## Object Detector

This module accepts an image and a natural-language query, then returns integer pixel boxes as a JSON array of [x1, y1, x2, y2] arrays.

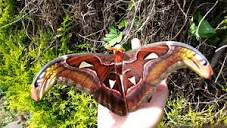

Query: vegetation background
[[0, 0, 226, 127]]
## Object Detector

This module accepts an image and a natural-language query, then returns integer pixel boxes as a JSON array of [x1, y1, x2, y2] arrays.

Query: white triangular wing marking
[[109, 79, 116, 89], [79, 61, 93, 68], [129, 76, 136, 85], [145, 53, 159, 60]]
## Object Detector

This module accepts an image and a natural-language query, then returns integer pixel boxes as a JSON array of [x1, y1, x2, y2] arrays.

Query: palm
[[98, 80, 168, 128]]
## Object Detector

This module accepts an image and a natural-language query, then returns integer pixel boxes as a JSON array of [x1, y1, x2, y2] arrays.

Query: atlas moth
[[31, 39, 213, 116]]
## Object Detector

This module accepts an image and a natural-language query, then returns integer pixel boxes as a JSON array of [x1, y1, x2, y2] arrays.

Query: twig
[[135, 0, 156, 33], [121, 0, 143, 44], [78, 34, 104, 43], [0, 9, 37, 30], [211, 43, 227, 67], [174, 0, 187, 19], [171, 0, 194, 40], [215, 54, 227, 83], [215, 45, 227, 52]]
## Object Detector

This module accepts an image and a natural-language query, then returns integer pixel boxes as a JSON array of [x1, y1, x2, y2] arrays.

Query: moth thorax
[[114, 51, 124, 63]]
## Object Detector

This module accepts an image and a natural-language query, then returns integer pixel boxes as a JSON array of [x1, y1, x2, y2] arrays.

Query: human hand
[[98, 80, 168, 128], [98, 38, 169, 128]]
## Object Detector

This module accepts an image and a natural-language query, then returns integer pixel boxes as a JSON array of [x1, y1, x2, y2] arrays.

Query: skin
[[98, 38, 169, 128]]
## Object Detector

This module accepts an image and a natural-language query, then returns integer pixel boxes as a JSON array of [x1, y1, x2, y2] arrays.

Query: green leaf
[[189, 22, 197, 36], [109, 26, 118, 35], [103, 26, 123, 49], [189, 12, 216, 39], [108, 32, 123, 45], [118, 19, 128, 29]]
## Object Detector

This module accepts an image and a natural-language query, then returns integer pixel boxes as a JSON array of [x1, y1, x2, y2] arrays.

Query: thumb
[[131, 38, 141, 49]]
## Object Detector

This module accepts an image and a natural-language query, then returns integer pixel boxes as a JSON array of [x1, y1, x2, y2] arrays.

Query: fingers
[[97, 105, 112, 128], [144, 79, 169, 108], [126, 80, 168, 127], [98, 39, 169, 128], [131, 38, 141, 50], [98, 104, 126, 128], [98, 80, 169, 128]]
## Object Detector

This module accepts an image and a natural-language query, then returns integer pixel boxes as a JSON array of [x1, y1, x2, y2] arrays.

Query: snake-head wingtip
[[31, 61, 59, 102], [179, 47, 213, 79], [31, 86, 40, 101], [204, 64, 213, 79]]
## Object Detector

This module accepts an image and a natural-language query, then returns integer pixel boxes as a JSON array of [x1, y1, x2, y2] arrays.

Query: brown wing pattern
[[124, 41, 213, 112], [32, 41, 213, 116], [124, 44, 170, 111], [31, 53, 129, 115]]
